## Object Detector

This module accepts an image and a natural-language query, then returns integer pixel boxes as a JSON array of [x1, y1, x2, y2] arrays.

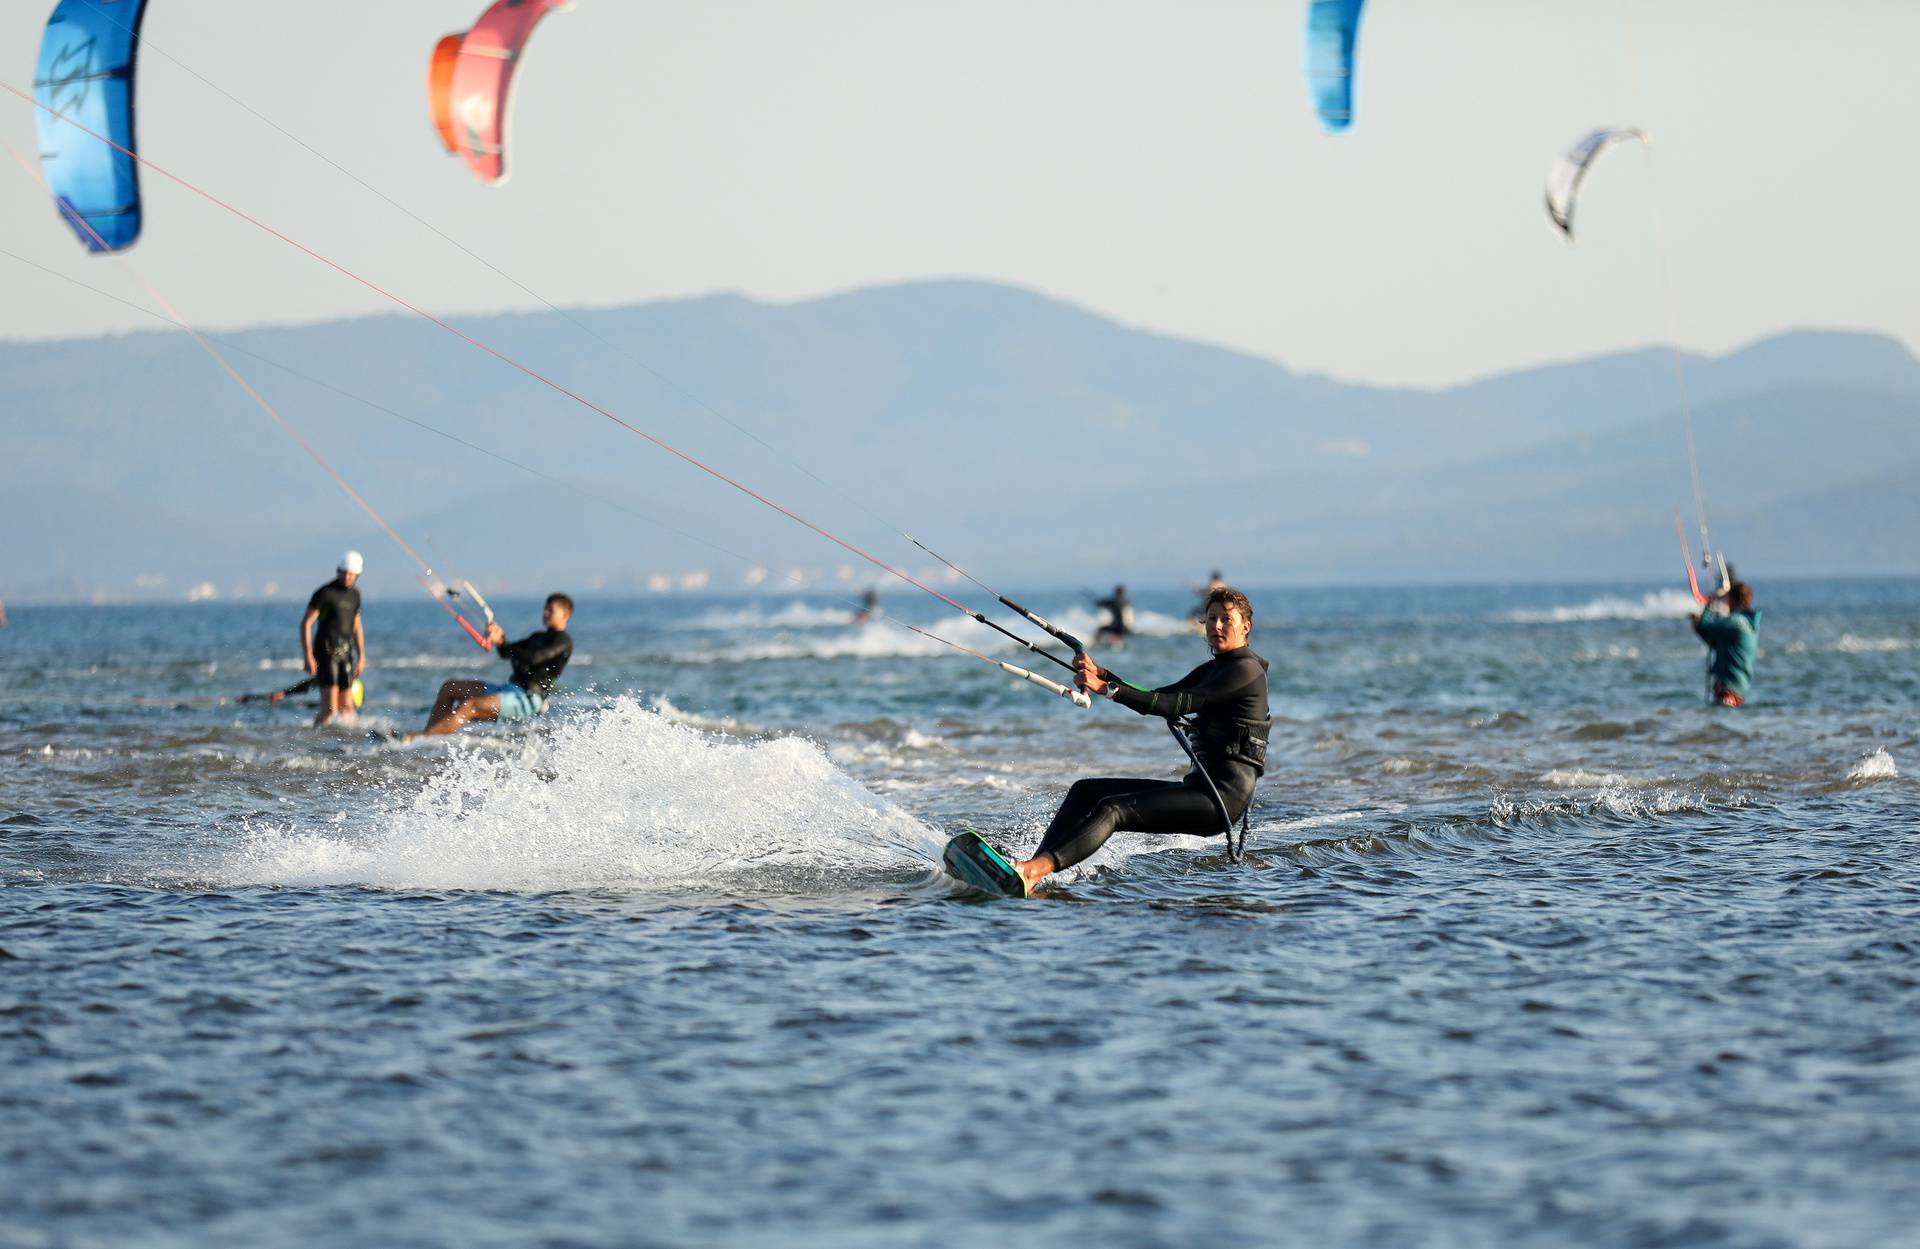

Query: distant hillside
[[2, 280, 1916, 602]]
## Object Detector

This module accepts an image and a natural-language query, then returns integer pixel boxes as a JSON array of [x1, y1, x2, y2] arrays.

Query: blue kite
[[35, 0, 150, 252], [1303, 0, 1365, 133]]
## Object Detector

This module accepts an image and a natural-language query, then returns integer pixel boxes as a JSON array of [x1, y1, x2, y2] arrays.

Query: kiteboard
[[941, 831, 1029, 899]]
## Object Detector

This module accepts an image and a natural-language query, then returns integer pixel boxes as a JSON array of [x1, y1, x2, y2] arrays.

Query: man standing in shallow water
[[301, 552, 365, 727], [1691, 580, 1760, 707]]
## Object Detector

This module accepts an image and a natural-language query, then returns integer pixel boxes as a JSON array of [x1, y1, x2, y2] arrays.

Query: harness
[[1167, 711, 1271, 864], [1193, 713, 1271, 774]]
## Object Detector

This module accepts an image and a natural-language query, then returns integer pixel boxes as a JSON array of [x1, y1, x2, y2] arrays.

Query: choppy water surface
[[3, 580, 1916, 1248]]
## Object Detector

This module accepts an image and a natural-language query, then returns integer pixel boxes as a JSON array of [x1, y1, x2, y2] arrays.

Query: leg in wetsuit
[[1033, 764, 1255, 873]]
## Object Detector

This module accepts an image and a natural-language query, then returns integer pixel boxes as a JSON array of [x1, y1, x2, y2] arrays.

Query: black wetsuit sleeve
[[1109, 656, 1263, 720]]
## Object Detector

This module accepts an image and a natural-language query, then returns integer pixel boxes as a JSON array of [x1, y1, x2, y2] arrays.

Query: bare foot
[[1014, 854, 1056, 890]]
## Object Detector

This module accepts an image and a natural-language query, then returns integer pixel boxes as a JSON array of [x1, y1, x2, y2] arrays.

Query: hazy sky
[[2, 0, 1916, 387]]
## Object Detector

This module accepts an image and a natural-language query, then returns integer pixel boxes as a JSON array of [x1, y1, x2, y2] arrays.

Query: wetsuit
[[1692, 607, 1760, 706], [1095, 591, 1134, 642], [1034, 646, 1271, 871], [498, 628, 572, 699], [305, 578, 361, 690]]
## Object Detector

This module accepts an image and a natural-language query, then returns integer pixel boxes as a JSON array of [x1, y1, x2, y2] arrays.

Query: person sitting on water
[[406, 593, 574, 740], [1691, 580, 1760, 707], [1014, 586, 1270, 890], [1093, 583, 1135, 649], [302, 551, 366, 727]]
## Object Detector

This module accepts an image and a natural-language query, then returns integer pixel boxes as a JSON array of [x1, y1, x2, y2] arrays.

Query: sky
[[1, 0, 1917, 388]]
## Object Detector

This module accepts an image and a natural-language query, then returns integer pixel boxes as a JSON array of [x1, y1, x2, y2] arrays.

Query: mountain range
[[3, 279, 1916, 603]]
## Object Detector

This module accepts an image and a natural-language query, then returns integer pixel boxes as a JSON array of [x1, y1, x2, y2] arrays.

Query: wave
[[683, 601, 859, 630], [1538, 767, 1639, 789], [1502, 588, 1698, 624], [688, 631, 980, 663], [1043, 603, 1197, 640], [1491, 782, 1720, 825], [1782, 635, 1920, 656], [1250, 809, 1375, 836], [827, 724, 952, 771], [250, 653, 592, 672], [1845, 748, 1898, 782], [678, 613, 1017, 663], [640, 693, 761, 737], [26, 744, 104, 761], [218, 697, 943, 893], [1835, 635, 1919, 654]]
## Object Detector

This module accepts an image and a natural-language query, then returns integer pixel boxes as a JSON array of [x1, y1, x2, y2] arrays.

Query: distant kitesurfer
[[1094, 584, 1135, 648], [854, 587, 879, 625], [406, 593, 573, 740], [1191, 570, 1226, 625], [1014, 586, 1271, 890], [302, 551, 366, 727], [1691, 580, 1760, 707], [0, 598, 8, 627]]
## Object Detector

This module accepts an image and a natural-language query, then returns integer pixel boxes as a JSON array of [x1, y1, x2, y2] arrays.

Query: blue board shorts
[[483, 682, 546, 723]]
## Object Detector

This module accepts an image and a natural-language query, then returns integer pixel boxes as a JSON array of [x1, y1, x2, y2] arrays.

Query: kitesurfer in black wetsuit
[[1093, 583, 1134, 648], [1015, 586, 1271, 890], [302, 551, 366, 727], [406, 593, 574, 740]]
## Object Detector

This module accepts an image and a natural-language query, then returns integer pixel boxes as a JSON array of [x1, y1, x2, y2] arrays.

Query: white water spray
[[223, 698, 943, 893]]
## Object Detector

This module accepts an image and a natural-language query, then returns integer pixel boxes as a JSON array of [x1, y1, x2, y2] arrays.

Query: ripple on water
[[3, 587, 1917, 1248]]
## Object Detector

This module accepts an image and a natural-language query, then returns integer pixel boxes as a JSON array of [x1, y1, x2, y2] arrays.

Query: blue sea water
[[2, 579, 1916, 1248]]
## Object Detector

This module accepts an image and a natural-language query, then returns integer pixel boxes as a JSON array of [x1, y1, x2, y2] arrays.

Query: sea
[[2, 578, 1915, 1249]]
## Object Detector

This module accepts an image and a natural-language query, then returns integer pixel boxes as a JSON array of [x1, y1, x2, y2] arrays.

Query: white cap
[[339, 550, 364, 575]]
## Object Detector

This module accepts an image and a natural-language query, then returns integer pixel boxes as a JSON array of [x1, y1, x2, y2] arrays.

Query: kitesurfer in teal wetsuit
[[1691, 581, 1759, 707], [1014, 586, 1271, 890], [405, 593, 573, 741]]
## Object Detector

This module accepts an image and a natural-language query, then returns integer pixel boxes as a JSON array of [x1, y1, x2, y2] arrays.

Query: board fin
[[942, 831, 1029, 899]]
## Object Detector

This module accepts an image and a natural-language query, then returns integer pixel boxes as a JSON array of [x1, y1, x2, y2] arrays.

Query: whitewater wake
[[1503, 588, 1698, 624], [219, 697, 943, 893]]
